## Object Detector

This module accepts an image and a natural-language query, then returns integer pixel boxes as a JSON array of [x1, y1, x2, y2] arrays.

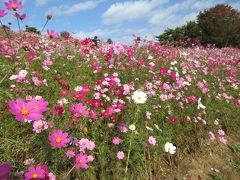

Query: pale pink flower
[[117, 151, 124, 160], [148, 136, 157, 146]]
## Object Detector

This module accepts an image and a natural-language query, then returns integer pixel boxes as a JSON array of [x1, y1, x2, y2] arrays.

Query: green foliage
[[156, 21, 200, 47], [157, 4, 240, 47], [197, 4, 240, 47], [24, 26, 40, 34]]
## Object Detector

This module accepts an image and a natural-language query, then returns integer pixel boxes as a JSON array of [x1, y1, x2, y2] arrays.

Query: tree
[[156, 21, 201, 46], [25, 26, 40, 34], [107, 38, 113, 44], [197, 4, 240, 47]]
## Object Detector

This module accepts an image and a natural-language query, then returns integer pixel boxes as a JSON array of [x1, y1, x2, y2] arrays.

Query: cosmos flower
[[14, 13, 26, 20], [148, 136, 157, 146], [28, 98, 49, 113], [117, 151, 125, 160], [0, 162, 12, 179], [132, 90, 147, 104], [48, 129, 70, 148], [197, 98, 206, 110], [164, 142, 176, 154], [112, 137, 121, 145], [33, 120, 48, 133], [75, 153, 89, 169], [70, 103, 89, 117], [0, 9, 7, 18], [8, 98, 45, 122], [66, 150, 75, 159], [24, 166, 45, 180], [129, 124, 136, 131], [5, 0, 23, 11], [47, 29, 59, 39]]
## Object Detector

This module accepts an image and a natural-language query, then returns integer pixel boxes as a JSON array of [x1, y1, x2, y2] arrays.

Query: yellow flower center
[[12, 5, 17, 11], [32, 173, 38, 178], [79, 110, 83, 114], [21, 108, 29, 115], [79, 159, 83, 164], [34, 105, 39, 108], [38, 125, 43, 129], [56, 137, 61, 143]]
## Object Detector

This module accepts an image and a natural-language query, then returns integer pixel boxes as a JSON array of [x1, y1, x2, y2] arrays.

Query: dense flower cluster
[[1, 0, 239, 178]]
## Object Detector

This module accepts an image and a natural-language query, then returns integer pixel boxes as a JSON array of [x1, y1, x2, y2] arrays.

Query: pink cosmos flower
[[24, 158, 35, 166], [112, 137, 121, 145], [117, 151, 125, 160], [27, 53, 35, 61], [52, 105, 64, 116], [0, 9, 7, 18], [75, 153, 89, 169], [66, 150, 75, 159], [86, 141, 95, 151], [209, 132, 216, 140], [70, 103, 89, 117], [5, 0, 23, 11], [28, 98, 49, 113], [48, 129, 70, 148], [162, 83, 170, 90], [24, 166, 45, 180], [33, 120, 48, 133], [148, 136, 157, 146], [89, 109, 98, 120], [146, 111, 152, 119], [79, 138, 89, 150], [47, 29, 59, 39], [187, 96, 198, 103], [119, 122, 127, 133], [87, 155, 94, 162], [218, 129, 225, 136], [8, 98, 44, 121], [78, 138, 95, 151], [219, 137, 227, 145], [14, 13, 26, 20]]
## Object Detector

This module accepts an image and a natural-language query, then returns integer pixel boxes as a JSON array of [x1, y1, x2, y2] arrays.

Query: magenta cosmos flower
[[28, 98, 49, 113], [0, 9, 7, 18], [48, 129, 70, 148], [8, 98, 45, 121], [14, 12, 27, 20], [4, 0, 23, 11], [70, 103, 89, 117], [47, 29, 59, 39], [75, 153, 89, 169], [24, 166, 45, 180]]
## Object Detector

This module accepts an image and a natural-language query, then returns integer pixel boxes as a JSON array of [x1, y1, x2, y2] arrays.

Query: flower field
[[0, 1, 240, 179]]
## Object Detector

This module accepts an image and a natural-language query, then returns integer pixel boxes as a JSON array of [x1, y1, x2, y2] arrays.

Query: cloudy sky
[[1, 0, 240, 43]]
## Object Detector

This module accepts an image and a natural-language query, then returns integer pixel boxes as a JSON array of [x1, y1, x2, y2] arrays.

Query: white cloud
[[49, 0, 104, 16], [102, 0, 169, 25], [73, 27, 160, 44], [230, 2, 240, 10], [149, 0, 225, 27], [36, 0, 53, 6]]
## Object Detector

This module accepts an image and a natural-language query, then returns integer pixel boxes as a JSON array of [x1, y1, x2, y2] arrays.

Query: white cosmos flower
[[197, 98, 206, 110], [132, 90, 147, 104], [129, 124, 136, 131], [164, 142, 176, 154]]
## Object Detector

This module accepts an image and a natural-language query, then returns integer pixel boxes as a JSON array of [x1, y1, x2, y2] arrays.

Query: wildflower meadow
[[0, 0, 240, 179]]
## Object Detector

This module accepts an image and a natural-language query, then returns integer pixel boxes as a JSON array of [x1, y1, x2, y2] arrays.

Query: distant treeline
[[156, 4, 240, 48]]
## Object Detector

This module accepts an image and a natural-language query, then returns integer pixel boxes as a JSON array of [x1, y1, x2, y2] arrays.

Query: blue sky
[[1, 0, 240, 43]]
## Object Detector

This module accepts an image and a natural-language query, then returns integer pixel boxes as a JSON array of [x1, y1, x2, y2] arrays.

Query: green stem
[[124, 130, 133, 179], [41, 19, 49, 33], [63, 165, 75, 178]]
